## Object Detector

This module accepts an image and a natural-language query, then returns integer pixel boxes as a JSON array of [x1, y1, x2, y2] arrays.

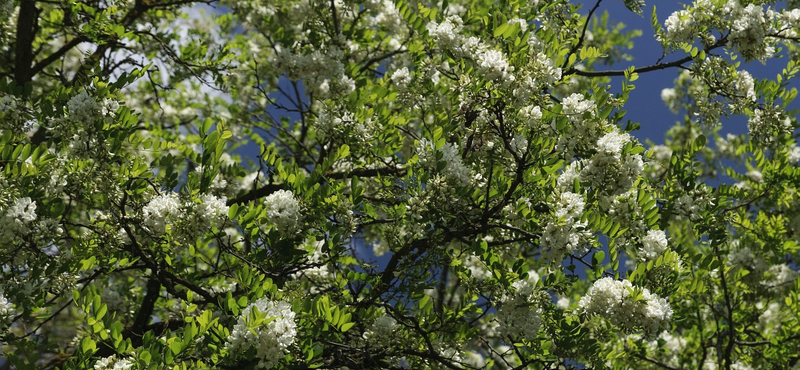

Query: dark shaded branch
[[226, 183, 285, 206], [561, 0, 604, 71], [131, 278, 161, 336], [14, 0, 38, 85], [566, 38, 728, 77], [29, 36, 87, 78], [324, 166, 405, 179]]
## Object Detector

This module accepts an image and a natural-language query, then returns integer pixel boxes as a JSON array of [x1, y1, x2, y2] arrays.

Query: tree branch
[[566, 38, 728, 77], [14, 0, 38, 85]]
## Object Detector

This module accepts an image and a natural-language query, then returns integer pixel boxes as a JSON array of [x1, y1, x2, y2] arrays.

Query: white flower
[[507, 18, 528, 32], [0, 291, 13, 319], [640, 229, 668, 260], [597, 131, 631, 157], [416, 138, 471, 185], [664, 9, 694, 43], [197, 194, 229, 228], [578, 277, 672, 334], [562, 93, 595, 117], [264, 189, 302, 233], [363, 314, 397, 348], [226, 298, 297, 369], [102, 98, 120, 117], [556, 296, 570, 310], [554, 192, 585, 220], [498, 270, 542, 339], [142, 193, 182, 235], [67, 91, 101, 123], [556, 162, 582, 191], [7, 197, 37, 223], [94, 355, 134, 370], [426, 16, 463, 49], [748, 107, 792, 147], [519, 105, 543, 126], [735, 70, 756, 102], [476, 48, 514, 84], [789, 144, 800, 163], [390, 67, 412, 87], [0, 197, 39, 242]]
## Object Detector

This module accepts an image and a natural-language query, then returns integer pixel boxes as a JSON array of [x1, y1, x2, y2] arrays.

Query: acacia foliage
[[0, 0, 800, 369]]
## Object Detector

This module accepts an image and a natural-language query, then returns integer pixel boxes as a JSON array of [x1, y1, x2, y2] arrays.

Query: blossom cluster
[[94, 355, 134, 370], [555, 93, 607, 156], [416, 138, 472, 186], [362, 313, 398, 349], [0, 291, 13, 323], [426, 15, 515, 85], [226, 297, 297, 369], [540, 191, 592, 263], [142, 192, 229, 240], [580, 131, 644, 196], [663, 1, 780, 62], [497, 270, 542, 340], [748, 106, 793, 148], [263, 189, 302, 234], [578, 277, 673, 334], [0, 197, 37, 243], [639, 229, 669, 260]]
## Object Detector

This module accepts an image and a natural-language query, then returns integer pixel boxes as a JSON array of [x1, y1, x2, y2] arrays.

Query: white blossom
[[562, 93, 595, 117], [416, 138, 471, 185], [390, 67, 412, 87], [640, 229, 668, 260], [264, 189, 302, 233], [226, 298, 297, 369], [748, 107, 792, 147], [554, 192, 585, 220], [735, 70, 756, 102], [363, 314, 397, 348], [142, 193, 182, 236], [578, 277, 672, 334], [197, 194, 229, 228], [67, 91, 101, 123], [0, 291, 13, 321], [788, 144, 800, 163], [0, 197, 38, 242], [664, 10, 694, 43], [497, 271, 542, 339], [94, 355, 134, 370]]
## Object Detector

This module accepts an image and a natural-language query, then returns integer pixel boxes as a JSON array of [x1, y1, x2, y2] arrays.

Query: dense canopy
[[1, 0, 800, 369]]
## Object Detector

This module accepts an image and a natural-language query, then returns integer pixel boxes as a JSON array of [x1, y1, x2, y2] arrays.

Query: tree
[[0, 0, 799, 368]]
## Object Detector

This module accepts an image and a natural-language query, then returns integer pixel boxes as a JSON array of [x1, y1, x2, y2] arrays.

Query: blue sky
[[585, 0, 799, 145]]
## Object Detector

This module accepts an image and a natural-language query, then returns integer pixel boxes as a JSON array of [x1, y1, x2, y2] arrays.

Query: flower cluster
[[67, 91, 102, 123], [555, 93, 608, 156], [640, 229, 669, 260], [580, 131, 644, 196], [142, 192, 229, 240], [263, 189, 302, 234], [497, 270, 542, 340], [540, 191, 592, 263], [94, 355, 134, 370], [0, 291, 13, 323], [416, 138, 471, 186], [0, 197, 41, 244], [226, 297, 297, 369], [748, 106, 793, 148], [426, 15, 515, 85], [142, 193, 182, 236], [578, 277, 673, 334], [362, 313, 398, 349], [726, 2, 775, 62]]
